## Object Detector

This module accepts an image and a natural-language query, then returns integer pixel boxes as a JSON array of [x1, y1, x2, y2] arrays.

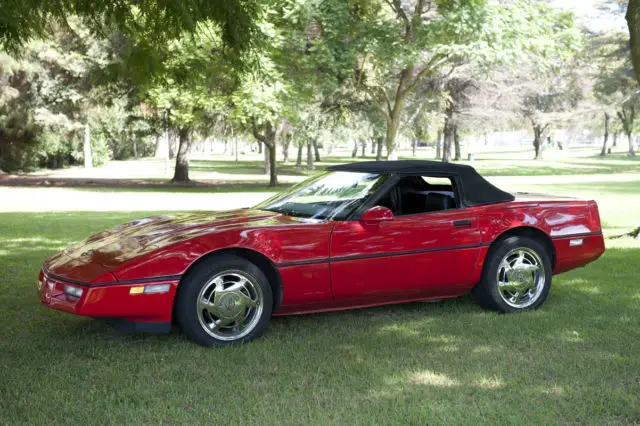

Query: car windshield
[[255, 171, 387, 220]]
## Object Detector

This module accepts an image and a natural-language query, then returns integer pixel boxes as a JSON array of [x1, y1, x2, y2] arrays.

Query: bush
[[0, 108, 42, 172]]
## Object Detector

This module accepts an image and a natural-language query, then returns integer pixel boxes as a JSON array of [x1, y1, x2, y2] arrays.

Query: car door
[[329, 180, 483, 303]]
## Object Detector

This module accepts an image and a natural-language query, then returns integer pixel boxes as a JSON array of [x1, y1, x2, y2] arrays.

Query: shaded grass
[[1, 206, 640, 424]]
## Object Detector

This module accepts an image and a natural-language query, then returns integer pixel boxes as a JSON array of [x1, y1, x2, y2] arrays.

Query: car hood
[[44, 209, 283, 283]]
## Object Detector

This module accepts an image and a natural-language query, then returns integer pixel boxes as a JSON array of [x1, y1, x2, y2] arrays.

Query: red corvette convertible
[[38, 161, 605, 346]]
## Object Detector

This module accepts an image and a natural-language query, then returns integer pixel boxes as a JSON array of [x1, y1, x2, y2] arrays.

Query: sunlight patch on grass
[[409, 370, 460, 388], [471, 345, 494, 354], [579, 286, 603, 295], [560, 329, 584, 343], [378, 323, 421, 336], [474, 376, 504, 390], [539, 385, 565, 396], [440, 344, 459, 353]]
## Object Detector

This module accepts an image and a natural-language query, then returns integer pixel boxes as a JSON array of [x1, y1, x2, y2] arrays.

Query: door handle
[[453, 219, 472, 228]]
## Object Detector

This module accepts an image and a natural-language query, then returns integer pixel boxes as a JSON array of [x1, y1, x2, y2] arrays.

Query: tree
[[345, 0, 579, 160], [0, 19, 131, 171], [0, 0, 259, 58], [627, 0, 640, 84], [601, 112, 611, 156], [594, 30, 639, 156], [144, 21, 237, 182]]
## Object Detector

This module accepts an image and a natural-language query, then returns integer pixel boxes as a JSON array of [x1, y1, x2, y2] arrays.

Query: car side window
[[376, 175, 460, 216]]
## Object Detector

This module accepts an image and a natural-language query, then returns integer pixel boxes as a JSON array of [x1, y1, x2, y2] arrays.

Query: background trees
[[0, 0, 639, 181]]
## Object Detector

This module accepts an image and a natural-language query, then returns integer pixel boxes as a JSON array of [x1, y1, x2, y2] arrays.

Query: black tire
[[473, 236, 552, 313], [174, 254, 273, 346]]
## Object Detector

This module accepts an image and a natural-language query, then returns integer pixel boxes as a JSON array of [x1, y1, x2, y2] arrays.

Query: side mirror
[[360, 206, 394, 223]]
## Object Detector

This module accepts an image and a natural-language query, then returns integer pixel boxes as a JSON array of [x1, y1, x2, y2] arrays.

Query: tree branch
[[541, 123, 550, 134], [364, 85, 392, 118], [401, 54, 452, 97], [251, 116, 267, 144], [370, 96, 391, 122], [382, 87, 393, 114], [388, 0, 412, 42]]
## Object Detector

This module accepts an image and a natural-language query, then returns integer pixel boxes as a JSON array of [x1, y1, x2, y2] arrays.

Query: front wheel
[[473, 236, 552, 312], [174, 255, 273, 346]]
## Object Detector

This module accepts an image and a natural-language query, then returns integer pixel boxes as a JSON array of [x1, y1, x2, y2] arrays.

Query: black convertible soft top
[[328, 160, 515, 206]]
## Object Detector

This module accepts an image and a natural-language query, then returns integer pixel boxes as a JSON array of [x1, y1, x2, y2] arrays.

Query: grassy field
[[1, 152, 640, 424], [23, 146, 640, 183]]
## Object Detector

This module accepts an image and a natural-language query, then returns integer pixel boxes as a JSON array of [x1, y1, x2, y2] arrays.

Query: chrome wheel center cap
[[218, 294, 242, 319]]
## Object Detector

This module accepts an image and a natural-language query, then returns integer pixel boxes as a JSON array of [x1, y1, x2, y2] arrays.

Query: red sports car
[[38, 161, 605, 346]]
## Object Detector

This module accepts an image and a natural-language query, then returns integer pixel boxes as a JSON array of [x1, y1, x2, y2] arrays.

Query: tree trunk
[[533, 123, 545, 160], [626, 0, 640, 85], [385, 92, 407, 161], [442, 121, 453, 163], [411, 138, 417, 157], [385, 117, 400, 160], [264, 144, 270, 175], [453, 125, 461, 161], [351, 140, 358, 158], [283, 135, 291, 164], [267, 143, 277, 187], [306, 141, 315, 169], [435, 129, 442, 160], [313, 139, 321, 162], [154, 135, 162, 157], [234, 137, 239, 162], [600, 112, 610, 156], [172, 127, 192, 183], [132, 136, 138, 159], [627, 132, 637, 156], [83, 123, 92, 169], [617, 107, 636, 156], [168, 127, 177, 159], [371, 139, 375, 154], [251, 118, 279, 186], [376, 136, 383, 161], [296, 143, 303, 167], [613, 132, 618, 147], [361, 140, 366, 157]]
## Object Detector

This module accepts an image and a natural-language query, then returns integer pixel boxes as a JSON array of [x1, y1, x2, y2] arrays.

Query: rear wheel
[[474, 236, 552, 312], [175, 255, 273, 346]]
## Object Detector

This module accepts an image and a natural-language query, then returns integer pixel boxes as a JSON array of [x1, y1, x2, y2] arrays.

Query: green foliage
[[0, 17, 164, 171], [0, 0, 259, 57], [0, 108, 41, 172], [0, 0, 632, 173], [142, 21, 239, 132]]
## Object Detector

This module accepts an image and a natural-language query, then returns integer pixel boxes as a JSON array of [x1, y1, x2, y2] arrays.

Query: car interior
[[376, 175, 459, 216]]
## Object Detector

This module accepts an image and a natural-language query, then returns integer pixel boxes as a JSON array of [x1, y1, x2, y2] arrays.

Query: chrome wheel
[[197, 270, 264, 341], [496, 247, 545, 309]]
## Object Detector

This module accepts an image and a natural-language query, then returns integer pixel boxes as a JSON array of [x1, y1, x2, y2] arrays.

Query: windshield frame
[[255, 171, 390, 221]]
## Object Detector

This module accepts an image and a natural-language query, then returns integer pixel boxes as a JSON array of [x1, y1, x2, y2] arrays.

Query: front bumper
[[38, 269, 179, 327]]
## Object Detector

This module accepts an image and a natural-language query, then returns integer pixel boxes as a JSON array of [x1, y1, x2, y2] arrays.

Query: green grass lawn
[[2, 155, 640, 424], [0, 213, 639, 424]]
